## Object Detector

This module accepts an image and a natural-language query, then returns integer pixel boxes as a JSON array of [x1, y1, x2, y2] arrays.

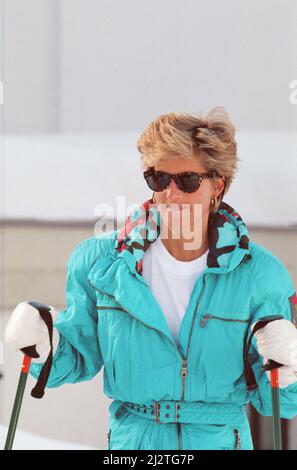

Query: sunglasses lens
[[144, 174, 155, 190], [144, 171, 170, 191], [177, 173, 200, 193]]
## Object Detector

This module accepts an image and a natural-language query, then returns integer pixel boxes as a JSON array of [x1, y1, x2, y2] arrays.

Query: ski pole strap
[[20, 301, 54, 399], [243, 315, 284, 391]]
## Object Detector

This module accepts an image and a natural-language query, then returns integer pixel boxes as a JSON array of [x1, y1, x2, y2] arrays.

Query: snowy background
[[0, 424, 96, 450]]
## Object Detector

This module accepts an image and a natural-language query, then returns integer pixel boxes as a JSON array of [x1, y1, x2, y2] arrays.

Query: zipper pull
[[181, 358, 187, 378], [233, 429, 241, 450], [200, 314, 211, 327]]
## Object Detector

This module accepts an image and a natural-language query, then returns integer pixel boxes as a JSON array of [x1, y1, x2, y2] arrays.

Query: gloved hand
[[5, 301, 60, 363], [263, 359, 297, 388], [253, 319, 297, 366]]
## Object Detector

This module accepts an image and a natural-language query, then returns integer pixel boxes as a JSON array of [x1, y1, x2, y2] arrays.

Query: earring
[[210, 197, 217, 212]]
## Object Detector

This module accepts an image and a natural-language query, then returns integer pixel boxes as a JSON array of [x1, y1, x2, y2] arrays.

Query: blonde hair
[[137, 106, 240, 213]]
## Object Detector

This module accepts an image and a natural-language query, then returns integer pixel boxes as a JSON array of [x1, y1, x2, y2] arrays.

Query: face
[[151, 156, 225, 242]]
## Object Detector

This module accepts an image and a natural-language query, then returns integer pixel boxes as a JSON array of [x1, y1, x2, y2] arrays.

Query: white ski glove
[[253, 319, 297, 366], [262, 358, 297, 388], [5, 301, 60, 363]]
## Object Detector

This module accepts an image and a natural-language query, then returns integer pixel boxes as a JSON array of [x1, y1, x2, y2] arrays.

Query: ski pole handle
[[262, 359, 283, 372], [270, 368, 279, 388], [22, 354, 32, 374]]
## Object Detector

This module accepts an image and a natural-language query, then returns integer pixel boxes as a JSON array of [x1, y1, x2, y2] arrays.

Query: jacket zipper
[[89, 273, 207, 450], [176, 274, 207, 449], [233, 428, 241, 450], [200, 314, 250, 327], [107, 429, 111, 450], [171, 274, 207, 449]]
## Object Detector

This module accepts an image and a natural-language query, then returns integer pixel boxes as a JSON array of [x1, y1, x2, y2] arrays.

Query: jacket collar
[[115, 197, 251, 280]]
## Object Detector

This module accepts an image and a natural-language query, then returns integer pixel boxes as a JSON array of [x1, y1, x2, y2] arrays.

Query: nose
[[165, 178, 182, 202]]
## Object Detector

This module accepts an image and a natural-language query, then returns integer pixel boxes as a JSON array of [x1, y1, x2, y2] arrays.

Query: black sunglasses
[[143, 168, 221, 193]]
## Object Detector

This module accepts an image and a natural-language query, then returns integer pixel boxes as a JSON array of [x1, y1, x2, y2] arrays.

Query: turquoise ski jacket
[[30, 199, 297, 450]]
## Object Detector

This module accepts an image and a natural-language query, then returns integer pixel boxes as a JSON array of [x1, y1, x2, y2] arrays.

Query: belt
[[120, 400, 247, 426]]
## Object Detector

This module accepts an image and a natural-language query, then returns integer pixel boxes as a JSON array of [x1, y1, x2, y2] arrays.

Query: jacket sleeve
[[29, 239, 104, 388], [248, 249, 297, 419]]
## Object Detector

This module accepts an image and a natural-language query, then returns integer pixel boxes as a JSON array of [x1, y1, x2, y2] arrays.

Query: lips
[[166, 203, 183, 208], [167, 204, 189, 211]]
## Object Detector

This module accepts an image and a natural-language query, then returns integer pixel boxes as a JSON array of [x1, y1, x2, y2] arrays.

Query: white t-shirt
[[142, 236, 209, 346]]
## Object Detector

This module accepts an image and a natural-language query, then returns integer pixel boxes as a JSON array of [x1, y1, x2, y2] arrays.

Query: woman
[[5, 107, 297, 450]]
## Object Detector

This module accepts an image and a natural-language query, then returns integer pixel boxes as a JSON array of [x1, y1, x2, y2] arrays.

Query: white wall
[[59, 0, 297, 132], [2, 0, 60, 132], [2, 0, 297, 134]]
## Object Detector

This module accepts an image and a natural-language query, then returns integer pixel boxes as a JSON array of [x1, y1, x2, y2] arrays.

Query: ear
[[213, 177, 225, 198]]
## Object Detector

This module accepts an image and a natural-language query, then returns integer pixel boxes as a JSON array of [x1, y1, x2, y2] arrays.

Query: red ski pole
[[263, 361, 282, 450]]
